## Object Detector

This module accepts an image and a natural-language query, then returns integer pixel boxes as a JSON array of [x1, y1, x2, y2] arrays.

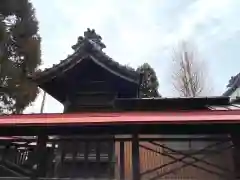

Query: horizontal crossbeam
[[0, 136, 232, 143]]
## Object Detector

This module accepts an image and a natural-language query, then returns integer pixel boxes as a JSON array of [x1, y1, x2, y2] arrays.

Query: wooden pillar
[[119, 141, 125, 180], [132, 134, 140, 180], [71, 139, 78, 178], [83, 140, 89, 178], [35, 134, 48, 178], [231, 133, 240, 178], [48, 144, 55, 177], [2, 143, 10, 162], [96, 141, 100, 162], [95, 141, 100, 177], [55, 144, 66, 177], [108, 139, 115, 178]]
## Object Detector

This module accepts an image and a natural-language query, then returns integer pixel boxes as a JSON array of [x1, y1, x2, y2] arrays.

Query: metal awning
[[1, 110, 240, 126], [0, 110, 238, 136]]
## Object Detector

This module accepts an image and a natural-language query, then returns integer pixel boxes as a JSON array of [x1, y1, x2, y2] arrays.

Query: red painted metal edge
[[0, 110, 239, 126]]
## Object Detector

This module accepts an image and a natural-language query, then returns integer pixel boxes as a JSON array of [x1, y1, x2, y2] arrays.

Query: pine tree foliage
[[136, 63, 160, 98], [0, 0, 41, 114]]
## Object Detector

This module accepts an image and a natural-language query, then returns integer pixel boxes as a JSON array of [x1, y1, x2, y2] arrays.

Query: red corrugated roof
[[0, 110, 240, 126]]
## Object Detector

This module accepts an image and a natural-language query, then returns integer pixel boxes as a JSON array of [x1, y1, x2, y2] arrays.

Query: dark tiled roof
[[223, 73, 240, 96], [227, 73, 240, 88], [30, 39, 140, 84]]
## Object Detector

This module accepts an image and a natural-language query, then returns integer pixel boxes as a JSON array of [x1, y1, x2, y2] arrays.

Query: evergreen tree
[[0, 0, 41, 113], [136, 63, 160, 98]]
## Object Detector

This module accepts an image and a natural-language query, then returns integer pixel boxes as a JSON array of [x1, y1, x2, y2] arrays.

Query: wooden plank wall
[[115, 136, 234, 180]]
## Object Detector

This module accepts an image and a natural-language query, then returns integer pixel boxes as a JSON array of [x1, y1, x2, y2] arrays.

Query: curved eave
[[29, 54, 88, 84], [89, 55, 139, 84], [30, 55, 140, 85]]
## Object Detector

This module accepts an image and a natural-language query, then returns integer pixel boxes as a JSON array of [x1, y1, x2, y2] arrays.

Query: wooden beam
[[4, 136, 231, 142]]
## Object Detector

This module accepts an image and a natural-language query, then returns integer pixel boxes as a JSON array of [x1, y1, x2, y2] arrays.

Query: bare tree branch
[[171, 41, 210, 97]]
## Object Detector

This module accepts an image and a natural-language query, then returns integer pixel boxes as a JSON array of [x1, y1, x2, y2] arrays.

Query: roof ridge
[[30, 38, 140, 83]]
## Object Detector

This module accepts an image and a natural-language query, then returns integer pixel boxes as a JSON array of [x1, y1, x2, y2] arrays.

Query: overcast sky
[[25, 0, 240, 113]]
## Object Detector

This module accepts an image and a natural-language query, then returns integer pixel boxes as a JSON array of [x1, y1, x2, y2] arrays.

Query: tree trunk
[[40, 91, 46, 113]]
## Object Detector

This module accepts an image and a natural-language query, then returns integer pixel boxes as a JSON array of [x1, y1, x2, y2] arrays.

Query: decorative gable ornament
[[72, 28, 106, 52]]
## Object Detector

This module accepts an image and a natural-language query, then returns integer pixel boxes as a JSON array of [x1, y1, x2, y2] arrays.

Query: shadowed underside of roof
[[114, 96, 230, 111]]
